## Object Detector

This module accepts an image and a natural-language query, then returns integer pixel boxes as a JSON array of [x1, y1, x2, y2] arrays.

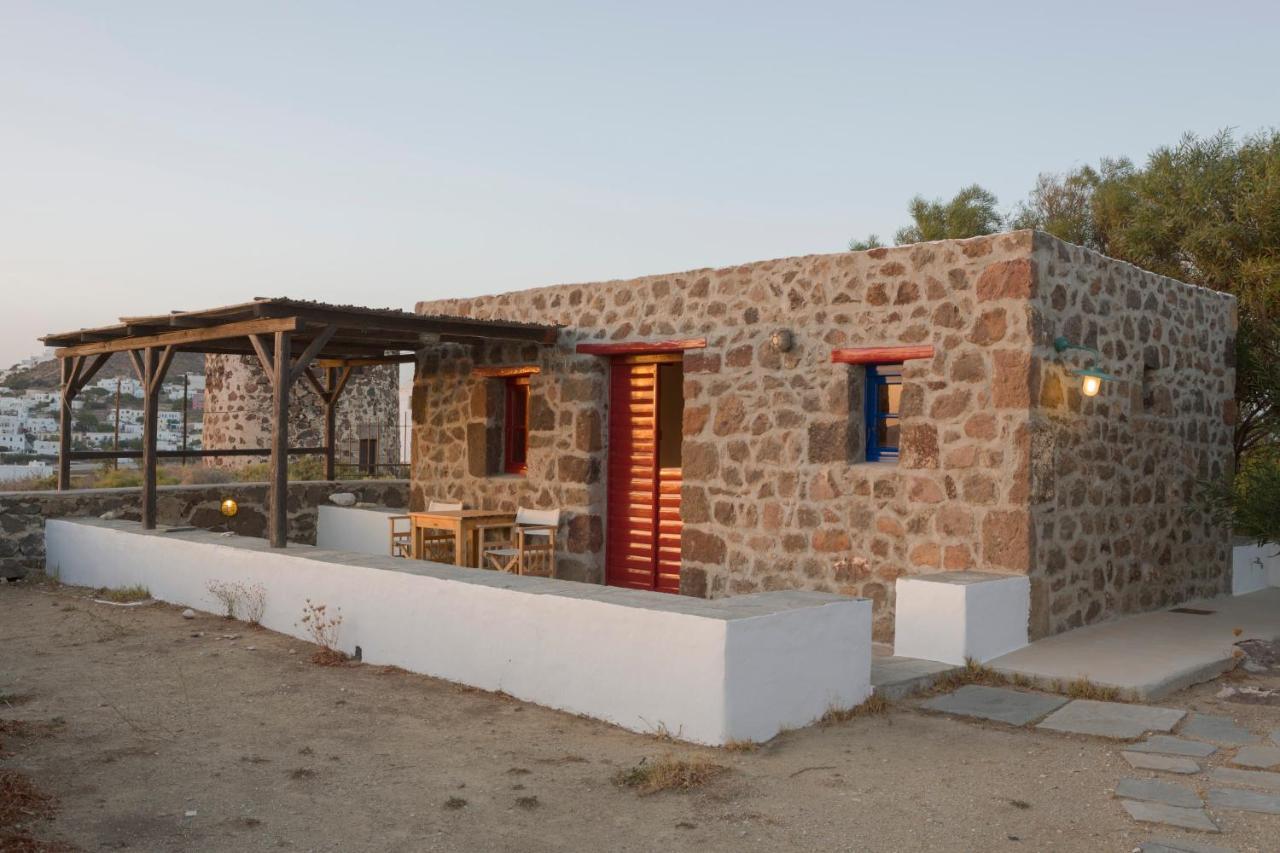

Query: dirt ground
[[2, 579, 1278, 853]]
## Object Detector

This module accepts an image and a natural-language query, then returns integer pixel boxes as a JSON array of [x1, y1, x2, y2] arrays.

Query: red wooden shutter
[[654, 465, 682, 593], [606, 361, 660, 590]]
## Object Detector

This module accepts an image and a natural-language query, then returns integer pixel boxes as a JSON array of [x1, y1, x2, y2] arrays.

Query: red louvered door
[[606, 356, 683, 592]]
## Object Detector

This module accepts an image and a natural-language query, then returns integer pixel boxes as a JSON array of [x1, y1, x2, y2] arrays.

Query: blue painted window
[[865, 364, 903, 461]]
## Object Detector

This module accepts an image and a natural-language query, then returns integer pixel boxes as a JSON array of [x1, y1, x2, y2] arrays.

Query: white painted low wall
[[894, 572, 1030, 665], [315, 505, 404, 556], [1232, 540, 1280, 596], [46, 519, 871, 745]]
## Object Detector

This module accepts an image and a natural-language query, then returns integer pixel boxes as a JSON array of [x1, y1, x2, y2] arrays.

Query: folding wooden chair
[[480, 507, 560, 577]]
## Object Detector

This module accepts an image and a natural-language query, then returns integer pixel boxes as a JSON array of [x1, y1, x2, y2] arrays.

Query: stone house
[[410, 230, 1236, 641]]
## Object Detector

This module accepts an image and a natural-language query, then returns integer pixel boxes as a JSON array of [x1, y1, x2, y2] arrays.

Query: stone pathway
[[918, 684, 1067, 725], [1179, 713, 1258, 746], [1037, 699, 1184, 739], [1230, 744, 1280, 769], [918, 686, 1280, 848], [1127, 735, 1217, 758], [1123, 752, 1201, 774], [1138, 839, 1237, 853]]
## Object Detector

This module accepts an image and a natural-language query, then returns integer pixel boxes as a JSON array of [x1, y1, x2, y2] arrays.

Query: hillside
[[2, 352, 206, 390]]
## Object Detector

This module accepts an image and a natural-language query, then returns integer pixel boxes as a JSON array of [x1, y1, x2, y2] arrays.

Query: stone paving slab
[[1123, 752, 1201, 774], [919, 685, 1068, 726], [1271, 728, 1280, 746], [1115, 777, 1202, 808], [1139, 839, 1237, 853], [1207, 786, 1280, 815], [1127, 735, 1218, 758], [1232, 744, 1280, 769], [1120, 800, 1219, 832], [1208, 766, 1280, 791], [1037, 699, 1185, 739], [1179, 713, 1257, 746]]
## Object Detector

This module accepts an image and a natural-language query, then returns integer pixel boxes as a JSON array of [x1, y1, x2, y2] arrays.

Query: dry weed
[[613, 753, 727, 795], [96, 585, 150, 603], [820, 693, 890, 725]]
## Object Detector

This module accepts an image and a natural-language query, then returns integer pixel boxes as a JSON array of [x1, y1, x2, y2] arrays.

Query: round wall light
[[220, 498, 238, 518]]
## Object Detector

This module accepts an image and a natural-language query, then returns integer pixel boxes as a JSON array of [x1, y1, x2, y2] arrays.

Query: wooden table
[[409, 509, 516, 567]]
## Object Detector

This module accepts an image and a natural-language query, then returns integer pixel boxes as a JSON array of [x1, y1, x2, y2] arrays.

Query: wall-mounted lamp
[[220, 498, 239, 517], [1053, 336, 1116, 397]]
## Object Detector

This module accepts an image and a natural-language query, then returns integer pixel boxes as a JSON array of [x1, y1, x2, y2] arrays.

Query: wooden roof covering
[[40, 297, 559, 360]]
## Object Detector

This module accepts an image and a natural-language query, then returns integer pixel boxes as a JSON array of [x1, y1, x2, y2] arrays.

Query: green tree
[[892, 184, 1003, 245], [847, 234, 885, 252], [1009, 158, 1135, 253]]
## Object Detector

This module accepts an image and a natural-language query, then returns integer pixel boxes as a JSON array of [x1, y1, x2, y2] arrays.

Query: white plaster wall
[[316, 505, 404, 556], [894, 573, 1030, 665], [46, 520, 871, 745], [1232, 541, 1280, 596]]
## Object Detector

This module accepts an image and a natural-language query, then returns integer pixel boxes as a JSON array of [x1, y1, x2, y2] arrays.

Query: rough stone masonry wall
[[415, 232, 1044, 640], [1026, 233, 1235, 637], [0, 479, 409, 574], [203, 356, 400, 469]]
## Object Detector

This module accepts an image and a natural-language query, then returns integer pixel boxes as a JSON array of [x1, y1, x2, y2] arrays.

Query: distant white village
[[0, 352, 205, 482]]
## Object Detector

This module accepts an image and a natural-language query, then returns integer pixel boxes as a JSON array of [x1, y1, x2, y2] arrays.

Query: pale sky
[[2, 0, 1278, 367]]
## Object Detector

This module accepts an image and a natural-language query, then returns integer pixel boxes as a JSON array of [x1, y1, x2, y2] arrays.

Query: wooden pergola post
[[253, 326, 336, 548], [57, 352, 111, 490], [324, 367, 339, 481], [269, 331, 291, 548], [303, 364, 353, 482], [128, 346, 175, 529]]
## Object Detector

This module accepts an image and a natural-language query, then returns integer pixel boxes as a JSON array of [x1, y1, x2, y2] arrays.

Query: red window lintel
[[830, 345, 935, 365]]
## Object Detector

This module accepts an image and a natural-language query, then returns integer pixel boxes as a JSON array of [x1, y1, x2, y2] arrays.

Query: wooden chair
[[418, 500, 463, 563], [388, 515, 413, 558], [480, 507, 560, 577]]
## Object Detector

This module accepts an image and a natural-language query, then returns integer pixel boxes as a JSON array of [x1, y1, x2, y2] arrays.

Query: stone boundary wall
[[1027, 234, 1235, 636], [0, 479, 408, 574]]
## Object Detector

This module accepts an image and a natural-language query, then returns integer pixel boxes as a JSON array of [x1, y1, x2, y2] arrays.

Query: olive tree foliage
[[892, 184, 1003, 245], [847, 184, 1002, 253]]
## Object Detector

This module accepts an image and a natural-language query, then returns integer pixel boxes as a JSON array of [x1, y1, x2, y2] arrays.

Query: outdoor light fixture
[[1053, 336, 1116, 397], [220, 498, 238, 517]]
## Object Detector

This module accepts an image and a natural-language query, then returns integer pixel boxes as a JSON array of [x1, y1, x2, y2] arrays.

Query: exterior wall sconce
[[220, 497, 239, 517], [1053, 336, 1116, 398]]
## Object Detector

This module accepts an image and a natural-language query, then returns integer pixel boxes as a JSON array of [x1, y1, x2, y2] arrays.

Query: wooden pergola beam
[[54, 316, 303, 358]]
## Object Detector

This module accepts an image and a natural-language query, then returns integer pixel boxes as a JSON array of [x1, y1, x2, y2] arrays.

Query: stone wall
[[410, 230, 1234, 641], [0, 479, 408, 574], [203, 355, 401, 469], [1026, 234, 1236, 636]]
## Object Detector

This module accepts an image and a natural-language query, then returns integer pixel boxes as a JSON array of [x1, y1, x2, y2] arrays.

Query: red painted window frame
[[503, 375, 530, 475]]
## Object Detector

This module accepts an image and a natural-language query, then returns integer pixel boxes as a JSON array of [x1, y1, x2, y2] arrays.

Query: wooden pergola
[[41, 298, 558, 547]]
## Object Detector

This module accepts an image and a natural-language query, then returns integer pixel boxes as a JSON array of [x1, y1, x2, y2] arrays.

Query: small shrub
[[206, 580, 240, 619], [97, 585, 150, 603], [205, 580, 267, 624], [612, 753, 726, 795], [298, 599, 344, 664]]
